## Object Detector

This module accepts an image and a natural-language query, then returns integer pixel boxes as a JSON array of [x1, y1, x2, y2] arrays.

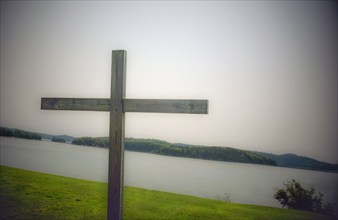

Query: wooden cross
[[41, 50, 208, 220]]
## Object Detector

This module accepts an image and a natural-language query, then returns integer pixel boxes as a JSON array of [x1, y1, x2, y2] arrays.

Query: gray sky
[[1, 1, 337, 163]]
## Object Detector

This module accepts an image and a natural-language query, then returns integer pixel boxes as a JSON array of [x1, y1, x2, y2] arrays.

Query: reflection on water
[[1, 137, 337, 209]]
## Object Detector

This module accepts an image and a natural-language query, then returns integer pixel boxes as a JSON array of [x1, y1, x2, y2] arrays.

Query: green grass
[[0, 166, 335, 220]]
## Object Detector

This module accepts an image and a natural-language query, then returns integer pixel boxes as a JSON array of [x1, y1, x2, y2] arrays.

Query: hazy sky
[[1, 1, 337, 163]]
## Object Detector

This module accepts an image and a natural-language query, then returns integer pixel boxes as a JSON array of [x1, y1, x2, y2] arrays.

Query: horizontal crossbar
[[41, 98, 208, 114]]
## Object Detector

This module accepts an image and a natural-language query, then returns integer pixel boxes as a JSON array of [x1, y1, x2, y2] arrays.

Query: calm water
[[1, 137, 337, 209]]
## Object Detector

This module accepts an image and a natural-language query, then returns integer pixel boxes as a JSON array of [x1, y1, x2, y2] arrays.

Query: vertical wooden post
[[108, 50, 126, 220]]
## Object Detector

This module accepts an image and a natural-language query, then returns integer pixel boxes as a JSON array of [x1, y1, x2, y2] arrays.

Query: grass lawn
[[0, 165, 335, 220]]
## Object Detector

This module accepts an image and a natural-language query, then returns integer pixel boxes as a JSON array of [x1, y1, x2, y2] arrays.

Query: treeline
[[0, 127, 41, 140], [4, 126, 335, 172], [71, 136, 277, 166], [72, 137, 109, 147], [154, 145, 277, 166]]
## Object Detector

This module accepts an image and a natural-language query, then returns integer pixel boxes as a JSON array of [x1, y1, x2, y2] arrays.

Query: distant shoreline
[[1, 126, 337, 173]]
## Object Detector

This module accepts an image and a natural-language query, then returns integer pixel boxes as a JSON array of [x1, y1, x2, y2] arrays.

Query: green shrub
[[274, 179, 335, 216]]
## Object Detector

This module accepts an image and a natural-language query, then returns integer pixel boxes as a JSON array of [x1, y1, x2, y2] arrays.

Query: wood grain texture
[[41, 98, 208, 114], [123, 99, 208, 114], [107, 50, 126, 220], [41, 98, 110, 111]]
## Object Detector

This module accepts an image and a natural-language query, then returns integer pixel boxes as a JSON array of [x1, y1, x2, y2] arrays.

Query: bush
[[274, 179, 335, 216], [215, 193, 231, 203]]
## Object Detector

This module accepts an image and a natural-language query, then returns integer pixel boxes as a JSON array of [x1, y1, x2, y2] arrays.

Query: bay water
[[1, 137, 337, 209]]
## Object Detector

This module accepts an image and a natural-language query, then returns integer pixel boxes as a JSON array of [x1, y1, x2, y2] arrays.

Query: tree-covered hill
[[257, 152, 338, 173], [71, 136, 276, 166], [0, 127, 41, 140], [71, 136, 337, 172]]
